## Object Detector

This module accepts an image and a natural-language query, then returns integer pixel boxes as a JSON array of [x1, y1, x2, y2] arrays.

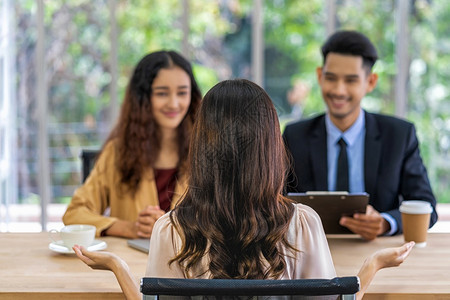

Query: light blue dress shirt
[[325, 109, 397, 235], [325, 110, 365, 193]]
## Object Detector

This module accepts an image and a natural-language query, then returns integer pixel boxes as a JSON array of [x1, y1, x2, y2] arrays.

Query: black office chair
[[80, 149, 100, 183], [141, 276, 360, 300]]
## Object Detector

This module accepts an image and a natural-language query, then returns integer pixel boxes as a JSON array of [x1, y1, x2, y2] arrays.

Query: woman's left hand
[[371, 241, 415, 270], [356, 241, 415, 300]]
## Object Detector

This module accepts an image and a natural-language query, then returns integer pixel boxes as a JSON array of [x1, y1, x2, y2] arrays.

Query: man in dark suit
[[283, 30, 437, 240]]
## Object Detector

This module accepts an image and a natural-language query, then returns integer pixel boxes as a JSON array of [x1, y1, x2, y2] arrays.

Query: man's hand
[[339, 205, 390, 240], [135, 205, 165, 238]]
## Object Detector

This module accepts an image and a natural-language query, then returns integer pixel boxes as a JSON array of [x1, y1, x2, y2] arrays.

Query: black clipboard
[[287, 192, 369, 234]]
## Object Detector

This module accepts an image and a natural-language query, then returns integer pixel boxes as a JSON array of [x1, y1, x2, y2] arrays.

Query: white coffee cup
[[49, 224, 96, 249], [399, 200, 432, 248]]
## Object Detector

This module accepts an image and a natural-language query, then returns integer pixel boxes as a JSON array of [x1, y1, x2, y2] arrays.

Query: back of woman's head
[[190, 79, 287, 203], [107, 51, 201, 192], [172, 79, 295, 279]]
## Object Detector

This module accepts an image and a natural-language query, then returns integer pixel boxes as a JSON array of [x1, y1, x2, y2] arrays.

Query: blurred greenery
[[14, 0, 449, 204]]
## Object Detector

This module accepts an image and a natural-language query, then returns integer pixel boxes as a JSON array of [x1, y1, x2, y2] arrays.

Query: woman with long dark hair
[[73, 79, 413, 300], [63, 51, 202, 239]]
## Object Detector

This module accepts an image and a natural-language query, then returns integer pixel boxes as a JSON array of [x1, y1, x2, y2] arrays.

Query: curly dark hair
[[103, 51, 202, 193], [170, 79, 295, 279]]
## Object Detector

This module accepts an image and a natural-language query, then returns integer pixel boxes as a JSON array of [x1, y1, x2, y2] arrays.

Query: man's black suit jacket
[[283, 110, 438, 234]]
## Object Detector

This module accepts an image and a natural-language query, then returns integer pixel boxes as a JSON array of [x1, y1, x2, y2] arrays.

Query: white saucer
[[49, 239, 107, 254]]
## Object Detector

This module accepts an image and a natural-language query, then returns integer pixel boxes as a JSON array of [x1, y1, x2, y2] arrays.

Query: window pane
[[263, 0, 325, 129], [0, 58, 3, 111], [12, 0, 112, 230], [408, 0, 450, 203], [45, 0, 111, 205], [14, 0, 39, 230]]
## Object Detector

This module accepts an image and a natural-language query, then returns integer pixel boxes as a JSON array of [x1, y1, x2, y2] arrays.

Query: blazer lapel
[[364, 111, 381, 197], [310, 116, 328, 190]]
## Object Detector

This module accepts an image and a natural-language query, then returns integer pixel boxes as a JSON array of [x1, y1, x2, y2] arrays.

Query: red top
[[154, 168, 178, 212]]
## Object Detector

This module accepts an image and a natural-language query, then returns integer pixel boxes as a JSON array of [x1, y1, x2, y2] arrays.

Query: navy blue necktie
[[336, 138, 349, 192]]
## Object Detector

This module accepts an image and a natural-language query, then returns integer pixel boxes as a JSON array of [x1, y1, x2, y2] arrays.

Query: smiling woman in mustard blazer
[[63, 51, 201, 239]]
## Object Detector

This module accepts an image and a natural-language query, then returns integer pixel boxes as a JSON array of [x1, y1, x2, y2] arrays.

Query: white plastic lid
[[399, 200, 433, 214]]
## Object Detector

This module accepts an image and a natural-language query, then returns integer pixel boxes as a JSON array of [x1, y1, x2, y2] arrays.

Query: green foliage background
[[14, 0, 450, 203]]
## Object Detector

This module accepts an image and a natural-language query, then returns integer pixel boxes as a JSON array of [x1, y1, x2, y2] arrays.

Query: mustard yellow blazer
[[62, 140, 187, 236]]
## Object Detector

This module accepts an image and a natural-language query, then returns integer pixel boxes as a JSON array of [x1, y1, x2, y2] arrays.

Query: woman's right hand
[[73, 245, 140, 300], [73, 245, 125, 272]]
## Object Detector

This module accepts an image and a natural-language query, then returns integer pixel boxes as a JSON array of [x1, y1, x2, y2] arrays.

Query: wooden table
[[1, 232, 449, 299], [0, 233, 147, 300], [328, 233, 450, 299]]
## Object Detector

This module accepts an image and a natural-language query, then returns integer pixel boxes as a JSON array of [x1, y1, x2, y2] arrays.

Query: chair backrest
[[80, 149, 100, 183], [141, 276, 359, 300]]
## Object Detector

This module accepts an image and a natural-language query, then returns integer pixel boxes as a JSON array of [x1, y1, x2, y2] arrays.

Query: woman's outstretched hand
[[371, 241, 415, 270], [73, 245, 123, 271], [73, 245, 140, 300], [356, 241, 415, 300]]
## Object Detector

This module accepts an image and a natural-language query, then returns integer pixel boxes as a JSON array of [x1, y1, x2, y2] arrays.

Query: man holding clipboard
[[283, 30, 437, 240]]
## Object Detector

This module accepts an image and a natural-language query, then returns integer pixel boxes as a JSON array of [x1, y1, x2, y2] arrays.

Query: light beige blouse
[[145, 203, 336, 279]]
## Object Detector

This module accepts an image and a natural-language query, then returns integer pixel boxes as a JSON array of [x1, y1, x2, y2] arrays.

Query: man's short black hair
[[321, 30, 378, 71]]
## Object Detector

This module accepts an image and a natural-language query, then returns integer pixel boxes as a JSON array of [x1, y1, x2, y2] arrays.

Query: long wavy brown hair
[[170, 79, 295, 279], [103, 51, 201, 193]]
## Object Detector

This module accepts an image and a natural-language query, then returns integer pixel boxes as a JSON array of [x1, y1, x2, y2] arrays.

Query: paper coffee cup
[[399, 201, 432, 248], [49, 224, 96, 249]]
